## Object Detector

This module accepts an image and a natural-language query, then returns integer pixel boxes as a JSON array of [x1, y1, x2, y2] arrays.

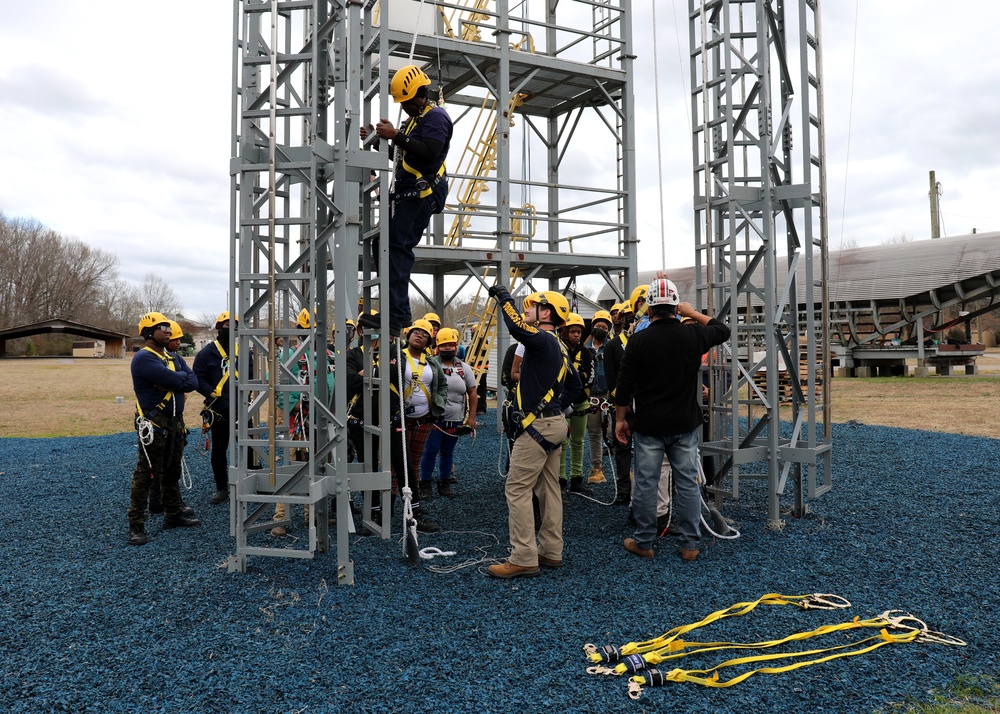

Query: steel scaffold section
[[228, 0, 392, 584], [374, 0, 637, 407], [690, 0, 832, 526]]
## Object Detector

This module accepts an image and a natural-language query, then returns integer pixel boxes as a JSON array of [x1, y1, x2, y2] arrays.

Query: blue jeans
[[420, 422, 460, 481], [632, 429, 701, 550]]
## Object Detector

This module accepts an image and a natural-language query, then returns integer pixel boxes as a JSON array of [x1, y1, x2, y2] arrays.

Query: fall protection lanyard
[[211, 339, 238, 399], [136, 346, 176, 418], [583, 594, 966, 697], [403, 350, 432, 404], [400, 105, 447, 198], [515, 333, 570, 432]]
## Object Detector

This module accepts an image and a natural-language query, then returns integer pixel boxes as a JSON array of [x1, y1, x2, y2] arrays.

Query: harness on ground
[[583, 593, 965, 698]]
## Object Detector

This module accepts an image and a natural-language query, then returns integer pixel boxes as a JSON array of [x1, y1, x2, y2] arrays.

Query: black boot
[[178, 501, 195, 517], [418, 481, 434, 501], [413, 508, 441, 533], [210, 489, 228, 504], [437, 479, 456, 498], [163, 514, 202, 529], [128, 524, 147, 546], [569, 477, 588, 494]]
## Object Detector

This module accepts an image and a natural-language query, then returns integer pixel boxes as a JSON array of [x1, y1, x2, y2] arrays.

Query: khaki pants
[[505, 414, 566, 566]]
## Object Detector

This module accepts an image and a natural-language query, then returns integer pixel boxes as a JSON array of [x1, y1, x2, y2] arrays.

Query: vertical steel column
[[690, 0, 831, 526]]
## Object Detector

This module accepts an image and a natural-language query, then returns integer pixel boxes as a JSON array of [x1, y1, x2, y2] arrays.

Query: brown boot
[[487, 561, 540, 579], [624, 538, 654, 559], [681, 548, 700, 561]]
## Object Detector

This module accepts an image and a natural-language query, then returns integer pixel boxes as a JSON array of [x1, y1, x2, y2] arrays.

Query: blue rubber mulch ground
[[1, 413, 997, 713]]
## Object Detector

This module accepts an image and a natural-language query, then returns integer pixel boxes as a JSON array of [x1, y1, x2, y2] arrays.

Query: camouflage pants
[[129, 415, 186, 525]]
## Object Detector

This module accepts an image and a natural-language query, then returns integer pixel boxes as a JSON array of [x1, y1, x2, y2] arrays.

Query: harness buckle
[[802, 593, 852, 610]]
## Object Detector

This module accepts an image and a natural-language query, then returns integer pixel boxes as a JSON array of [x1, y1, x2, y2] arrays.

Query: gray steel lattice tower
[[228, 0, 639, 582], [690, 0, 832, 525]]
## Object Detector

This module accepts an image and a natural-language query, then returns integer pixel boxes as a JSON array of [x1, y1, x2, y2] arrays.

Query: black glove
[[488, 284, 508, 300]]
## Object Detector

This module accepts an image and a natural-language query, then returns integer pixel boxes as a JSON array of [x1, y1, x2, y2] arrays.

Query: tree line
[[0, 212, 182, 351]]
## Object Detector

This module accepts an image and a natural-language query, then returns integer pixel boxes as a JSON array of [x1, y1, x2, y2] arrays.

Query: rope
[[180, 455, 193, 491], [396, 339, 420, 560]]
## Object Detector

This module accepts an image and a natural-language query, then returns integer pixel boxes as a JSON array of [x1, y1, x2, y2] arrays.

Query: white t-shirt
[[440, 359, 477, 421], [403, 352, 434, 417]]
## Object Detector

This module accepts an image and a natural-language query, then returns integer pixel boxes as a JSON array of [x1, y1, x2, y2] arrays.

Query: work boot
[[437, 479, 456, 498], [487, 561, 540, 579], [587, 467, 606, 484], [560, 479, 569, 494], [418, 481, 434, 501], [413, 509, 441, 533], [128, 524, 147, 546], [178, 502, 195, 517], [624, 538, 654, 559], [569, 477, 588, 494], [163, 514, 202, 529], [612, 482, 631, 505], [271, 526, 288, 537], [210, 489, 228, 504], [681, 548, 700, 561]]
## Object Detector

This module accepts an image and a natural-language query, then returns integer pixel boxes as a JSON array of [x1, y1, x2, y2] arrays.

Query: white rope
[[396, 339, 420, 558], [180, 455, 193, 491]]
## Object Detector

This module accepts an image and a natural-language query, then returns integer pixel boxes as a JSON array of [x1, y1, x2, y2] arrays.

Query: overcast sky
[[2, 1, 998, 318]]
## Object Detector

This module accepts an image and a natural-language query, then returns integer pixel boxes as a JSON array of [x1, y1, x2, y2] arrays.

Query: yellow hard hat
[[391, 65, 431, 103], [522, 291, 570, 324], [167, 320, 184, 341], [296, 308, 311, 329], [138, 312, 170, 335], [591, 310, 613, 328], [629, 285, 649, 314], [423, 312, 441, 327], [609, 302, 623, 315], [406, 318, 435, 338], [436, 327, 460, 346], [564, 312, 585, 329], [215, 311, 238, 328]]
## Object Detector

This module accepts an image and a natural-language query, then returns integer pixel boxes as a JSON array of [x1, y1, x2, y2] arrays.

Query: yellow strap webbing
[[137, 346, 176, 416], [404, 350, 432, 404], [400, 105, 447, 198], [211, 339, 238, 399], [515, 333, 570, 432]]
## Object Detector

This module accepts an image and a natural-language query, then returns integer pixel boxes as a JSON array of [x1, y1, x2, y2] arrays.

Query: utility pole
[[929, 170, 941, 239]]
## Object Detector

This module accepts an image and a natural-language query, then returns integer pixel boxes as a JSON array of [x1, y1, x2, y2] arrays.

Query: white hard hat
[[647, 277, 680, 306]]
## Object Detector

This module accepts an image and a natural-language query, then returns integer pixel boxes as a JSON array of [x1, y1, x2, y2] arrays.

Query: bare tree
[[139, 273, 181, 316], [882, 232, 914, 245], [838, 236, 860, 250]]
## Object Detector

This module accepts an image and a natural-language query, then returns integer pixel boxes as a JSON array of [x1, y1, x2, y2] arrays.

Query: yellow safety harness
[[403, 350, 433, 404], [513, 331, 570, 434], [135, 346, 176, 418], [210, 339, 238, 399], [583, 593, 966, 698], [400, 104, 447, 199]]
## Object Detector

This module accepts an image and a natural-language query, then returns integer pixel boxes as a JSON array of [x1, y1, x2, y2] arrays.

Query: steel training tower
[[227, 0, 638, 583], [689, 0, 832, 525]]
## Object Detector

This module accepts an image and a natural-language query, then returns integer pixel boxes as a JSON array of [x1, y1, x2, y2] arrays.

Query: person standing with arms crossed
[[485, 286, 582, 579], [128, 312, 202, 545], [614, 274, 729, 561]]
